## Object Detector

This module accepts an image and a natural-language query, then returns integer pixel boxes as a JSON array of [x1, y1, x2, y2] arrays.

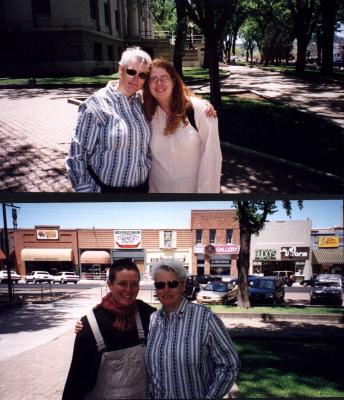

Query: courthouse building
[[0, 0, 172, 77]]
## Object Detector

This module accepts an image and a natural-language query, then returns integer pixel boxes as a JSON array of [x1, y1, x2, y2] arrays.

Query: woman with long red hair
[[143, 59, 222, 193]]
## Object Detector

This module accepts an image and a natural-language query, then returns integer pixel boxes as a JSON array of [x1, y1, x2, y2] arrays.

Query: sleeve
[[62, 316, 101, 400], [192, 97, 223, 193], [205, 312, 240, 399], [65, 102, 102, 192]]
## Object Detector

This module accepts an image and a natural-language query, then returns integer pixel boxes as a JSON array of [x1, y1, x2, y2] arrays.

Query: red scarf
[[97, 292, 138, 332]]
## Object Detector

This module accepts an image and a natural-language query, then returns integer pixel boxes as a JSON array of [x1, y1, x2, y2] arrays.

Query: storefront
[[250, 220, 312, 281], [311, 232, 344, 275]]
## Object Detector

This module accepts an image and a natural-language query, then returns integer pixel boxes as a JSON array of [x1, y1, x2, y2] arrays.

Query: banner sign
[[318, 236, 339, 248], [281, 246, 309, 260], [114, 230, 141, 249], [36, 229, 59, 240]]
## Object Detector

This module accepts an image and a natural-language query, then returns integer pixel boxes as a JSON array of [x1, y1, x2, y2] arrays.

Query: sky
[[1, 200, 343, 230]]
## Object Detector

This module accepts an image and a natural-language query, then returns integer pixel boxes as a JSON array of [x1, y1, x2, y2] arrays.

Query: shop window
[[32, 0, 51, 14], [209, 229, 216, 244], [196, 229, 202, 244], [226, 229, 233, 244]]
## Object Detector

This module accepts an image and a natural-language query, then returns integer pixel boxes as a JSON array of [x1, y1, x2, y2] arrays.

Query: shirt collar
[[159, 297, 189, 320], [105, 80, 139, 103]]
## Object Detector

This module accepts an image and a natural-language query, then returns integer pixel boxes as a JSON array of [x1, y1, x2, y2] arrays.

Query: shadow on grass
[[235, 337, 344, 397], [219, 96, 344, 178]]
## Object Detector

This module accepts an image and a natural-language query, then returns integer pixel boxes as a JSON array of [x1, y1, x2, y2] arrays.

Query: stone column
[[127, 0, 139, 38]]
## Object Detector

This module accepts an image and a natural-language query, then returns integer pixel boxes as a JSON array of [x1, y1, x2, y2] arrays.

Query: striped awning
[[312, 248, 344, 265], [80, 251, 111, 264], [21, 248, 73, 262]]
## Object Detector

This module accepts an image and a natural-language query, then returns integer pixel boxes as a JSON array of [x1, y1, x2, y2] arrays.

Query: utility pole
[[2, 203, 20, 302]]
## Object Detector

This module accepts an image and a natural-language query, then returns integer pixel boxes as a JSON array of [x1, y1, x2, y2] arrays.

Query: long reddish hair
[[143, 59, 193, 135]]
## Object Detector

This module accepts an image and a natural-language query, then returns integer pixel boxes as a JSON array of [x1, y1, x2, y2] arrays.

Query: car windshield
[[64, 273, 75, 275], [254, 280, 275, 289], [204, 283, 227, 292], [314, 281, 340, 287]]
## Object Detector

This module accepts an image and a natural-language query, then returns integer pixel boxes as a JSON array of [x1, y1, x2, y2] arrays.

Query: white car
[[196, 281, 238, 305], [25, 271, 54, 284], [53, 272, 79, 284], [0, 270, 21, 284]]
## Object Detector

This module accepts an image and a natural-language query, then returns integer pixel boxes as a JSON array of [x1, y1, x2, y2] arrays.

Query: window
[[196, 229, 202, 244], [107, 45, 114, 61], [115, 9, 120, 30], [90, 0, 98, 20], [104, 2, 110, 26], [159, 230, 176, 249], [209, 229, 216, 244], [226, 229, 233, 244], [32, 0, 51, 14], [94, 42, 103, 61]]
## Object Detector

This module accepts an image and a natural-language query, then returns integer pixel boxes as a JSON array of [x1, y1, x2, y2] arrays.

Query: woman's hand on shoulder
[[204, 101, 217, 118], [75, 319, 83, 334]]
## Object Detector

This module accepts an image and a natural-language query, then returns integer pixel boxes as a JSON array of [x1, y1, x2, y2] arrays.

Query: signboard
[[255, 249, 277, 260], [114, 230, 141, 249], [194, 244, 204, 254], [159, 230, 177, 249], [204, 244, 216, 256], [318, 236, 339, 248], [36, 228, 59, 240], [280, 246, 309, 260], [214, 245, 240, 255]]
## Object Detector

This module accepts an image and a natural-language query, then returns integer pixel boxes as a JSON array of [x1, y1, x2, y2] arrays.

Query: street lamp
[[1, 203, 20, 302]]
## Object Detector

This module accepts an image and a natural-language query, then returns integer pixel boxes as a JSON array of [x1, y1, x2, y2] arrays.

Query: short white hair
[[119, 47, 152, 68], [152, 259, 187, 282]]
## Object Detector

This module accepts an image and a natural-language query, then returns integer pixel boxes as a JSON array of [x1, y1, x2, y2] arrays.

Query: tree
[[184, 0, 238, 112], [150, 0, 177, 33], [234, 200, 303, 308], [173, 0, 187, 77], [287, 0, 320, 73], [319, 0, 337, 75]]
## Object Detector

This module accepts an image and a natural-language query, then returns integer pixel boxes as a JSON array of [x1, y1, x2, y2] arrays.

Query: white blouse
[[148, 96, 222, 193]]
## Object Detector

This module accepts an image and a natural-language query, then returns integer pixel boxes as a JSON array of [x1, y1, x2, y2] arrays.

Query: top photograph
[[0, 0, 343, 195]]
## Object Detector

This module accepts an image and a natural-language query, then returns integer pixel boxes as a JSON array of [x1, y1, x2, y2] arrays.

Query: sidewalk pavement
[[0, 66, 343, 193], [0, 286, 343, 400]]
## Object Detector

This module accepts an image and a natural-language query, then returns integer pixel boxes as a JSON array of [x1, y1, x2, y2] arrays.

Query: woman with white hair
[[146, 259, 240, 399]]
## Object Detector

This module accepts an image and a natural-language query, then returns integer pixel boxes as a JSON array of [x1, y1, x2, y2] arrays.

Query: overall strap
[[186, 100, 198, 131], [87, 310, 107, 353], [135, 311, 145, 341]]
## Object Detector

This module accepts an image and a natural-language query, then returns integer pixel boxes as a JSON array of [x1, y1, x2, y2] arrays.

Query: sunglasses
[[154, 280, 180, 290], [126, 68, 149, 80]]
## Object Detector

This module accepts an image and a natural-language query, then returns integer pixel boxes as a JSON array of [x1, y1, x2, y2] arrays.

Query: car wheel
[[61, 279, 65, 284], [34, 279, 37, 284], [74, 281, 77, 284]]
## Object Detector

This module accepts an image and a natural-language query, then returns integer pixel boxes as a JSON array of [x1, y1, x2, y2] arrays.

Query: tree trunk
[[295, 34, 308, 73], [320, 0, 337, 75], [173, 0, 187, 78], [237, 230, 251, 308], [205, 32, 222, 113]]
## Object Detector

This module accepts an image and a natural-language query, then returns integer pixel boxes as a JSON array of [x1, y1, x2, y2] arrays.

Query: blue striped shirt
[[66, 81, 152, 192], [145, 297, 240, 399]]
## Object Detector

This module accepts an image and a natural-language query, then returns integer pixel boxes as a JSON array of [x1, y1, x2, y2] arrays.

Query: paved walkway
[[0, 67, 343, 193]]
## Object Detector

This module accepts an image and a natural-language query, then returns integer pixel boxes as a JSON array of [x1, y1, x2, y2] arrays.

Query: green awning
[[312, 248, 344, 265]]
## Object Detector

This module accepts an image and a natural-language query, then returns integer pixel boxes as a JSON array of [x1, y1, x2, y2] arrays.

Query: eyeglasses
[[154, 280, 180, 289], [149, 75, 172, 84], [114, 280, 140, 289], [126, 68, 149, 80]]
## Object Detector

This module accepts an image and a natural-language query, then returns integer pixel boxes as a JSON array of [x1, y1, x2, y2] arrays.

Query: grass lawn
[[0, 67, 228, 86], [235, 338, 344, 397], [219, 95, 344, 177]]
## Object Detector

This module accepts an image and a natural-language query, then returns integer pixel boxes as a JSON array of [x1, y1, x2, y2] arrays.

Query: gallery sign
[[318, 236, 339, 248], [280, 246, 309, 260], [214, 245, 240, 255], [255, 249, 277, 260], [114, 230, 141, 249]]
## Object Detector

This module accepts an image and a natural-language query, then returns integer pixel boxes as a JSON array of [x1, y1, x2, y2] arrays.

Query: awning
[[21, 248, 73, 262], [312, 248, 344, 265], [80, 251, 111, 264]]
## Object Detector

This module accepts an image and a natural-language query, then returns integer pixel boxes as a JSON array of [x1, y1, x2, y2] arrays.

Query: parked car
[[272, 271, 296, 286], [53, 271, 80, 284], [300, 274, 317, 287], [310, 274, 343, 306], [0, 270, 21, 284], [249, 276, 285, 305], [25, 271, 54, 284], [196, 281, 238, 305]]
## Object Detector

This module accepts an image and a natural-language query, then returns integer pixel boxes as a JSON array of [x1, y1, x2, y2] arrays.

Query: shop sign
[[280, 246, 309, 260], [114, 230, 141, 249], [318, 236, 339, 248], [215, 245, 240, 255], [194, 244, 204, 254], [255, 249, 276, 260], [204, 244, 216, 256], [36, 228, 59, 240]]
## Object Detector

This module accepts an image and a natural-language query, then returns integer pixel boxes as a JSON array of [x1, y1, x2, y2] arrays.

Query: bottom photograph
[[0, 199, 343, 399]]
